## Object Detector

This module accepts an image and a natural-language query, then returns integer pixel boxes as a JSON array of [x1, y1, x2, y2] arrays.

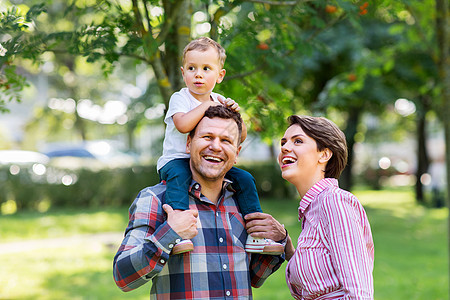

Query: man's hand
[[218, 96, 240, 112], [244, 212, 287, 242], [163, 204, 199, 240]]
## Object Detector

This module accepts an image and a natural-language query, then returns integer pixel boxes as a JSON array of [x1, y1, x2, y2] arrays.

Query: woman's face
[[278, 124, 324, 186]]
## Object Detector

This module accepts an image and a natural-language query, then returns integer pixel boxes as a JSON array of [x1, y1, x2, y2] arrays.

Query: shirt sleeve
[[164, 92, 191, 124], [321, 193, 374, 299], [112, 187, 182, 292], [249, 253, 285, 288]]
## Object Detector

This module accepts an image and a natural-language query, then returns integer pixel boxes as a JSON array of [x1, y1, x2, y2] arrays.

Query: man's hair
[[190, 106, 243, 145], [182, 37, 226, 68], [287, 115, 348, 179]]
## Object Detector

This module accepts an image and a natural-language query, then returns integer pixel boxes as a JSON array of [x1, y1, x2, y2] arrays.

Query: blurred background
[[0, 0, 448, 299]]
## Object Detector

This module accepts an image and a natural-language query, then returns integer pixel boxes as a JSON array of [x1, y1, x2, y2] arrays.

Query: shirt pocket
[[227, 212, 247, 250]]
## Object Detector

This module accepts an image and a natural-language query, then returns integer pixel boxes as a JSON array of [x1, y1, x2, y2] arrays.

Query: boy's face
[[181, 47, 226, 102]]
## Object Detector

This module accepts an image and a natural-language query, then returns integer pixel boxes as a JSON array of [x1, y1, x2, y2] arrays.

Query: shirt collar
[[298, 178, 338, 220], [188, 179, 234, 204]]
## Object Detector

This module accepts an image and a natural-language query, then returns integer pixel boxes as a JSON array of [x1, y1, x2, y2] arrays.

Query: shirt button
[[222, 264, 227, 270], [216, 212, 219, 217], [219, 237, 224, 243], [168, 244, 174, 248], [175, 239, 181, 243], [160, 259, 165, 264], [226, 291, 231, 296], [194, 183, 199, 189]]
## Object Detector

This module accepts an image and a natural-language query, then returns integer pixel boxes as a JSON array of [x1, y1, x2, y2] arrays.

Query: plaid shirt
[[113, 180, 284, 299]]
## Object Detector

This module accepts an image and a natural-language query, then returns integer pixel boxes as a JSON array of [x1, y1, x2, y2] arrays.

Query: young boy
[[157, 37, 284, 255]]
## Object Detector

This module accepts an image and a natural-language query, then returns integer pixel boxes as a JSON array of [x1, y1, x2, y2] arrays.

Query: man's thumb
[[163, 204, 173, 215]]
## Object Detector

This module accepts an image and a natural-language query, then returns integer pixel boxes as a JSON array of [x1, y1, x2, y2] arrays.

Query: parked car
[[0, 150, 50, 165], [41, 140, 138, 169]]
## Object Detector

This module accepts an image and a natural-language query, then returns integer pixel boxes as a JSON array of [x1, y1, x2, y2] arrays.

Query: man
[[113, 105, 287, 299]]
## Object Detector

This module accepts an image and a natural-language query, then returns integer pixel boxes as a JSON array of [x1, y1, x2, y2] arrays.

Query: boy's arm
[[216, 95, 247, 143], [172, 101, 219, 133]]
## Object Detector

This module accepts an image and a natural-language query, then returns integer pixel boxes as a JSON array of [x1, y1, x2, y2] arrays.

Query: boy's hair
[[287, 115, 348, 179], [182, 37, 226, 68], [190, 106, 243, 145]]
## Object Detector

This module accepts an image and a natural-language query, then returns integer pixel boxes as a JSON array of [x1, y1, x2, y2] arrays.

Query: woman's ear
[[319, 148, 332, 164]]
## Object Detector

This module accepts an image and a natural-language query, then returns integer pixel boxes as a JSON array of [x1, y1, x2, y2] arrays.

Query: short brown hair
[[182, 37, 226, 68], [287, 115, 348, 179], [190, 106, 243, 145]]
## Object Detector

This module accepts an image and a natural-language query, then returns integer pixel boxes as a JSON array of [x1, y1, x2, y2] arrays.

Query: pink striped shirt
[[286, 178, 374, 300]]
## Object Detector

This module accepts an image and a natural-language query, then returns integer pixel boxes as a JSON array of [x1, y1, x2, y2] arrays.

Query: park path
[[0, 232, 124, 255]]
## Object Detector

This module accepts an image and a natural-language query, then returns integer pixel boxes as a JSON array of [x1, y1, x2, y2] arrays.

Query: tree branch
[[141, 0, 153, 37], [157, 0, 184, 46]]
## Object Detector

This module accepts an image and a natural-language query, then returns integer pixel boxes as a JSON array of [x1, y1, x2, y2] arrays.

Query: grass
[[0, 188, 448, 299]]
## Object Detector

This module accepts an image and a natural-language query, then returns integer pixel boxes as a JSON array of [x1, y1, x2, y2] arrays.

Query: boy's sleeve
[[165, 92, 191, 124]]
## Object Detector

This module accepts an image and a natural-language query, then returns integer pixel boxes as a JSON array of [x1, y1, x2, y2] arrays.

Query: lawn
[[0, 188, 448, 299]]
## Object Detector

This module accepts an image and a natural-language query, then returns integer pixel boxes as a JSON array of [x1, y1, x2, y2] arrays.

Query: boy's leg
[[225, 166, 262, 215], [159, 158, 191, 211], [159, 158, 193, 254], [226, 167, 284, 255]]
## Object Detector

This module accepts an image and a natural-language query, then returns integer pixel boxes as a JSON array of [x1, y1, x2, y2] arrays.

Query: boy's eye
[[203, 66, 210, 71], [294, 138, 302, 144], [188, 66, 195, 71]]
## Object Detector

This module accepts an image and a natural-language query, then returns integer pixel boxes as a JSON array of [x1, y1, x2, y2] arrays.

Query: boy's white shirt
[[157, 87, 223, 171]]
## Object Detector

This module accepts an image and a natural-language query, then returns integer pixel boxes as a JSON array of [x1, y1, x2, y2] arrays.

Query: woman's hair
[[287, 115, 348, 179], [182, 37, 227, 68]]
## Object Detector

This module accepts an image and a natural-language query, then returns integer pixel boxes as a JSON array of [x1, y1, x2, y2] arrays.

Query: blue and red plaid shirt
[[113, 180, 284, 299]]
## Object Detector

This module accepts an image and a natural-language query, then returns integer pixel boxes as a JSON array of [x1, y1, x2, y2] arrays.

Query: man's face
[[186, 117, 241, 182]]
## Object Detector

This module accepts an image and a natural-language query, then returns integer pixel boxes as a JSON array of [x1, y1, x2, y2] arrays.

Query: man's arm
[[112, 187, 198, 292]]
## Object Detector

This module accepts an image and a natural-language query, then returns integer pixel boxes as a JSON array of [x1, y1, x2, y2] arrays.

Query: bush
[[0, 161, 294, 213]]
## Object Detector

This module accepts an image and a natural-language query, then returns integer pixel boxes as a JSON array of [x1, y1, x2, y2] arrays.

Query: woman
[[280, 115, 374, 300]]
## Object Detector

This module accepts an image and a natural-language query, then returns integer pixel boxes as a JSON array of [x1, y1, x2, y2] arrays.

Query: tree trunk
[[415, 95, 431, 203], [340, 106, 362, 191], [435, 0, 449, 293]]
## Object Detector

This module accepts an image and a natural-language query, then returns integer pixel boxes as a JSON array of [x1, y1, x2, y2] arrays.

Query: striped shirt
[[113, 180, 284, 299], [286, 178, 374, 300]]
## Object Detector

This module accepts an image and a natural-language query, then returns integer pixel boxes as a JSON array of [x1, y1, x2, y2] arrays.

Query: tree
[[435, 0, 450, 288], [1, 0, 446, 197]]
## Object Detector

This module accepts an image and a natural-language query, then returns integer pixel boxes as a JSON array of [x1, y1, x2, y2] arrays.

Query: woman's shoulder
[[320, 185, 360, 209]]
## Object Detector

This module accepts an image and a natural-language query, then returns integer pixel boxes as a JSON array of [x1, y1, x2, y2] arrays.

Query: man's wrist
[[275, 225, 288, 245]]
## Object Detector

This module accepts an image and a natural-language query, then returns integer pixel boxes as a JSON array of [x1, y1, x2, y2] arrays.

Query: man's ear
[[186, 135, 191, 154], [319, 148, 332, 164], [234, 145, 242, 164]]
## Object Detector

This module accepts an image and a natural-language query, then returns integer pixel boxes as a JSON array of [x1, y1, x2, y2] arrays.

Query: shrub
[[0, 161, 293, 213]]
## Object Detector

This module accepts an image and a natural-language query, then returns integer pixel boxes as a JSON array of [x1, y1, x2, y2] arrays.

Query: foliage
[[0, 5, 45, 111], [0, 0, 447, 192]]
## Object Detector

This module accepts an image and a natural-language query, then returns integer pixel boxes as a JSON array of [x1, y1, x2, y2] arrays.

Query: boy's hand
[[218, 96, 240, 112]]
